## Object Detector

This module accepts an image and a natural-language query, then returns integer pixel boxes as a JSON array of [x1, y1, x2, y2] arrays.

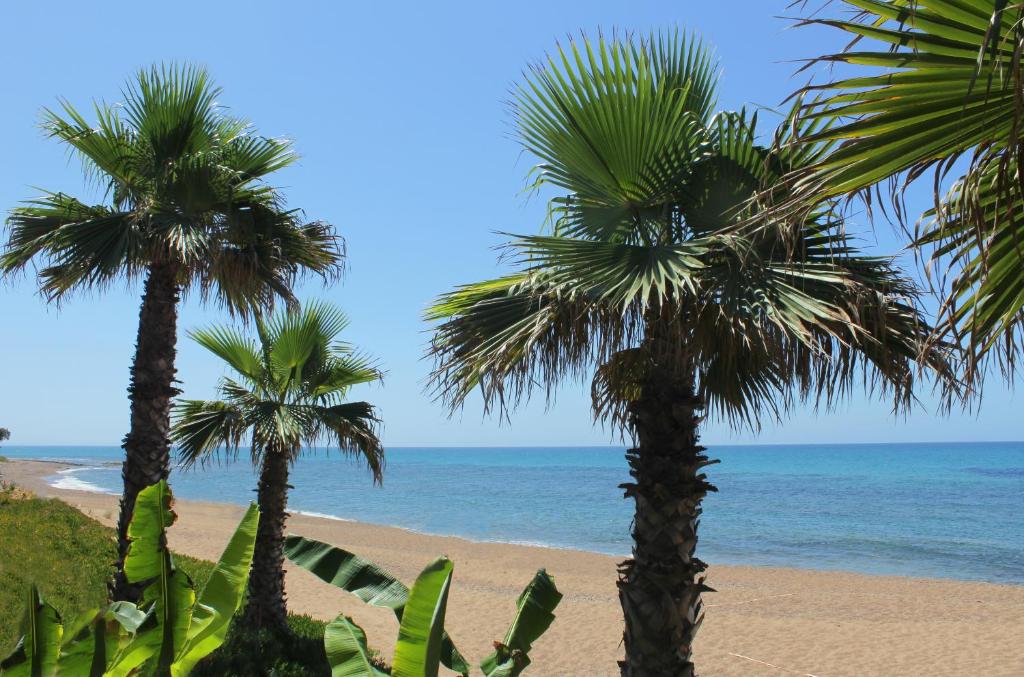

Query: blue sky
[[0, 0, 1018, 446]]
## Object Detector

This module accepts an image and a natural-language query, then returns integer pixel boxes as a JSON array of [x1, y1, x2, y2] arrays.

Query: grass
[[0, 487, 330, 675], [0, 489, 216, 654]]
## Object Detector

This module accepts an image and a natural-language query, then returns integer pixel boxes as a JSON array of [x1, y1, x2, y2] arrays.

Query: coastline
[[3, 458, 1023, 675]]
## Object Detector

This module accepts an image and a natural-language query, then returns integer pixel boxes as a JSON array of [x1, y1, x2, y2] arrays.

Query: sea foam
[[48, 468, 117, 494]]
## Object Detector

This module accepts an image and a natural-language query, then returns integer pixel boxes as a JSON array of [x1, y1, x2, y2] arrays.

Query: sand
[[2, 459, 1022, 676]]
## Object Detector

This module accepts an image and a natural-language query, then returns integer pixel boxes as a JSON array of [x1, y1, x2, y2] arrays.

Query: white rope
[[727, 652, 819, 676]]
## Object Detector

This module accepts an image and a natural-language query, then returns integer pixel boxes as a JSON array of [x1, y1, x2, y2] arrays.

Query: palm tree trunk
[[244, 447, 291, 631], [618, 372, 717, 677], [112, 261, 181, 602]]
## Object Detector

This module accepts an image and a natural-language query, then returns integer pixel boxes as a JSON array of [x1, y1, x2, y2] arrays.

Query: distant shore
[[3, 458, 1023, 675]]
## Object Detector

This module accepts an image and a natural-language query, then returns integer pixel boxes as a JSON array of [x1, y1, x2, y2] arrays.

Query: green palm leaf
[[783, 0, 1024, 389]]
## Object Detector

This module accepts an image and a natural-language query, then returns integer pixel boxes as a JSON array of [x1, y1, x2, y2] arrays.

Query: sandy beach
[[2, 458, 1022, 676]]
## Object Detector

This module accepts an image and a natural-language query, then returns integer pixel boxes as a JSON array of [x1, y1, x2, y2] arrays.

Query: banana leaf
[[391, 558, 453, 677], [53, 606, 130, 677], [102, 607, 159, 677], [323, 615, 387, 677], [170, 502, 259, 677], [283, 535, 469, 675], [479, 570, 562, 677], [123, 481, 195, 674], [0, 585, 62, 677]]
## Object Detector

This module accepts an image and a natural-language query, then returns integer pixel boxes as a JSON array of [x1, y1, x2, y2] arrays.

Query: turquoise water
[[3, 443, 1022, 584]]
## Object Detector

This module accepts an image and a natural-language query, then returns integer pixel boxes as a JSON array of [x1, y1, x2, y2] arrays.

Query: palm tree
[[171, 301, 384, 631], [427, 33, 945, 676], [1, 64, 344, 599], [781, 0, 1024, 396]]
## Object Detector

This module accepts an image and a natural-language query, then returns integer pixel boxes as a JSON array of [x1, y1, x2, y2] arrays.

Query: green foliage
[[0, 585, 62, 677], [0, 492, 332, 676], [391, 558, 453, 677], [190, 615, 332, 677], [478, 570, 561, 677], [284, 536, 562, 676], [0, 482, 257, 676], [0, 429, 9, 445], [282, 536, 467, 674], [172, 301, 384, 475], [788, 0, 1024, 391], [0, 64, 343, 313], [426, 30, 944, 431], [324, 615, 388, 677]]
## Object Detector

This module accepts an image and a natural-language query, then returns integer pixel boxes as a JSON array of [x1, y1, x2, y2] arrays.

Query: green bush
[[192, 614, 333, 677]]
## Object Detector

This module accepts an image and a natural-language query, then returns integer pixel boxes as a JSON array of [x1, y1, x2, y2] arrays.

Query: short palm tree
[[172, 301, 384, 630], [427, 33, 945, 676], [1, 64, 343, 599], [783, 0, 1024, 394]]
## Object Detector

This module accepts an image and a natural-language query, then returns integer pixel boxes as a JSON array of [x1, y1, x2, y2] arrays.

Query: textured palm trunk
[[112, 261, 181, 602], [243, 447, 292, 631], [618, 372, 717, 676]]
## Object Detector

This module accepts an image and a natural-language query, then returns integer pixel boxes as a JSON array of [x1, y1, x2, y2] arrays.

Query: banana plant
[[0, 481, 259, 677], [284, 536, 562, 677]]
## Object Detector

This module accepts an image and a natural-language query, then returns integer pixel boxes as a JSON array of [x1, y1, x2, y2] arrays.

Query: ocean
[[2, 442, 1022, 584]]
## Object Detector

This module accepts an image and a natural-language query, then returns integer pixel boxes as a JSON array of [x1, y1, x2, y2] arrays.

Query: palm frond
[[172, 400, 246, 467], [173, 302, 383, 470], [310, 402, 385, 484], [514, 30, 716, 243], [3, 193, 143, 300], [189, 326, 264, 384], [428, 273, 623, 411], [3, 62, 343, 313], [781, 0, 1024, 390], [428, 28, 945, 430]]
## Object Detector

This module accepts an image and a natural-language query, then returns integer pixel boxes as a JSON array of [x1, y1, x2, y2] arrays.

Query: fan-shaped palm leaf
[[783, 0, 1024, 390]]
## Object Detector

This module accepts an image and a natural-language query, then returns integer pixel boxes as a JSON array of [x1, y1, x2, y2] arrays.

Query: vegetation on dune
[[1, 481, 258, 676], [284, 535, 562, 676], [783, 0, 1024, 396], [171, 301, 384, 633], [0, 64, 345, 602], [426, 31, 948, 675], [0, 492, 214, 656]]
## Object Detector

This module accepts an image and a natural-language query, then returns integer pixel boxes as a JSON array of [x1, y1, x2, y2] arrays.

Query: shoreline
[[3, 458, 1023, 674], [8, 458, 1022, 586]]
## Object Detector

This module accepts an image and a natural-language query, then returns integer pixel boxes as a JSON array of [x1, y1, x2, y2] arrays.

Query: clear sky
[[0, 0, 1018, 447]]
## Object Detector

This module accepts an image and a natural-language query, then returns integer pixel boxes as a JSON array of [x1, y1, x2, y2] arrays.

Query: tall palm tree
[[1, 65, 344, 599], [781, 0, 1024, 396], [172, 301, 384, 630], [427, 33, 945, 676]]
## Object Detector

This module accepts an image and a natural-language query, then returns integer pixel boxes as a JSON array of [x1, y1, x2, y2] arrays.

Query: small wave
[[292, 510, 354, 522], [965, 467, 1024, 478], [48, 468, 117, 495]]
